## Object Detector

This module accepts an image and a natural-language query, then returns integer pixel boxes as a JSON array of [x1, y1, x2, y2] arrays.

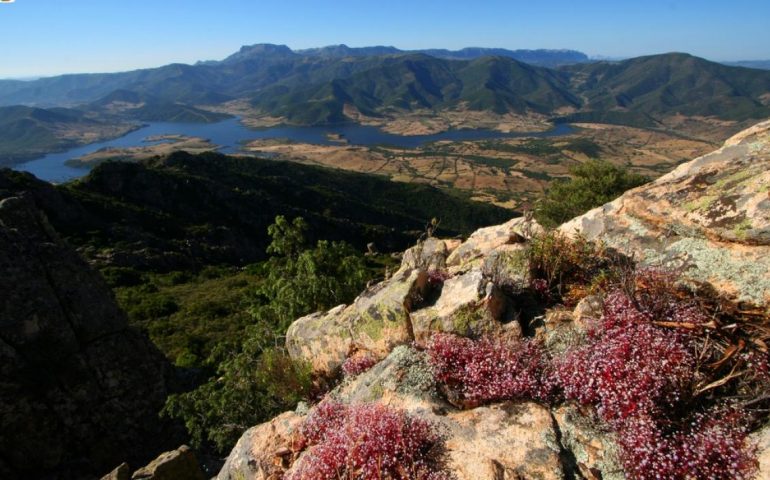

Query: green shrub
[[162, 216, 371, 452], [527, 231, 629, 304], [128, 295, 179, 320], [535, 160, 648, 228], [248, 215, 369, 331], [163, 345, 313, 452]]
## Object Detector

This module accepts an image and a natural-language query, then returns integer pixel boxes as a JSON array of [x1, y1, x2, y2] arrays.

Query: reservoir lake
[[16, 118, 574, 183]]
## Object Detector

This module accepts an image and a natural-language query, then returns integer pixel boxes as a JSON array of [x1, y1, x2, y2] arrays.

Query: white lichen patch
[[668, 237, 770, 305]]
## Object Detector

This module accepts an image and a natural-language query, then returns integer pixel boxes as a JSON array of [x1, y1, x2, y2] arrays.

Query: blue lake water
[[15, 118, 574, 183]]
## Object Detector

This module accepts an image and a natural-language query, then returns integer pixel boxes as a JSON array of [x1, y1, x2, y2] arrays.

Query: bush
[[527, 231, 625, 304], [288, 402, 448, 480], [553, 273, 758, 480], [162, 216, 372, 453], [249, 215, 369, 331], [163, 346, 313, 452], [426, 333, 555, 407], [555, 290, 697, 426], [535, 160, 648, 228]]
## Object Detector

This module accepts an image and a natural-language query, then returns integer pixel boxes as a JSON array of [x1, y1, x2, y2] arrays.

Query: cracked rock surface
[[0, 195, 177, 479]]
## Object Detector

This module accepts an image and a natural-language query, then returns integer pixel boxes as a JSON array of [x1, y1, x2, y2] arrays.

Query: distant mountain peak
[[296, 44, 403, 57], [222, 43, 295, 63]]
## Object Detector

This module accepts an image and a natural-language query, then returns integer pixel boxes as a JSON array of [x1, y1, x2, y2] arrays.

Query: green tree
[[162, 216, 370, 452], [250, 215, 368, 330], [535, 160, 649, 228]]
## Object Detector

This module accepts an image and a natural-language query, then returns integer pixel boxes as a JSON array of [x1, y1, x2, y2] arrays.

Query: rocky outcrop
[[131, 445, 205, 480], [285, 217, 543, 379], [219, 345, 583, 480], [560, 119, 770, 308], [0, 195, 177, 478], [286, 268, 431, 376], [101, 446, 206, 480], [222, 120, 770, 480], [217, 412, 304, 480]]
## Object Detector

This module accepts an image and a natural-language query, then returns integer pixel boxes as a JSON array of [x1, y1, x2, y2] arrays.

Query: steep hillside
[[0, 151, 512, 272], [561, 53, 770, 126], [0, 105, 136, 165], [250, 55, 579, 124]]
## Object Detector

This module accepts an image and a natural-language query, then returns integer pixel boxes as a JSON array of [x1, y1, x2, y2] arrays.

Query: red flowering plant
[[553, 268, 764, 480], [341, 353, 378, 378], [288, 401, 449, 480], [426, 333, 556, 408], [423, 265, 766, 479]]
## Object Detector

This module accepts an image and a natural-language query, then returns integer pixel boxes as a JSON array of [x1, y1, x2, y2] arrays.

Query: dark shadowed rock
[[101, 463, 131, 480], [0, 195, 178, 478]]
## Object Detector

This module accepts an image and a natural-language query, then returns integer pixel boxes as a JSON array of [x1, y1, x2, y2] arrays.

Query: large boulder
[[285, 304, 350, 377], [285, 268, 429, 376], [446, 216, 542, 270], [131, 445, 205, 480], [560, 119, 770, 308], [410, 267, 508, 342], [0, 195, 177, 478]]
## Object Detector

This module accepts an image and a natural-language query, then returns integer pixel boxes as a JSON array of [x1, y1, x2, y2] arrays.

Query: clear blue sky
[[1, 0, 769, 77]]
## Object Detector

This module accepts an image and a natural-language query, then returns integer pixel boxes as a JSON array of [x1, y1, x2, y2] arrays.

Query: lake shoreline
[[13, 118, 574, 183]]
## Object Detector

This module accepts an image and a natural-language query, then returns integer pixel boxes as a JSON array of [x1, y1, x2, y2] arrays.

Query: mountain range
[[0, 44, 768, 147]]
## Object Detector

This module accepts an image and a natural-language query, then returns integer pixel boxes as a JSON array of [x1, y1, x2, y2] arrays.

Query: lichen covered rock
[[560, 119, 770, 307], [217, 411, 303, 480], [446, 216, 542, 270], [285, 268, 429, 376], [346, 268, 428, 358], [285, 304, 350, 377], [410, 268, 506, 342]]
